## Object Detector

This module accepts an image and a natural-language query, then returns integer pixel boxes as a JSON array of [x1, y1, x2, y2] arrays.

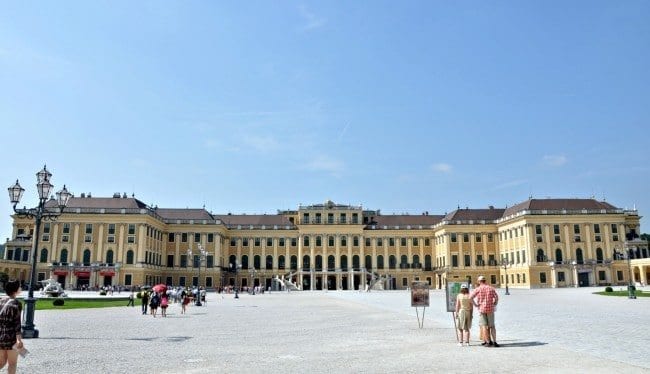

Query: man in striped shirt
[[470, 275, 500, 347]]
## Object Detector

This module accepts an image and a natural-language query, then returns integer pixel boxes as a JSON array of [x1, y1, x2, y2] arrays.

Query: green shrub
[[52, 298, 65, 306], [605, 286, 613, 293], [136, 292, 143, 299], [99, 290, 107, 296]]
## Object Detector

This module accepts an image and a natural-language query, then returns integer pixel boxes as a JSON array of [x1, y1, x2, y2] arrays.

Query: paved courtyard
[[15, 287, 650, 373]]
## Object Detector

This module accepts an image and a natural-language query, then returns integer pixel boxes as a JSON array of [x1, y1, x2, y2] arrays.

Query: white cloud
[[431, 163, 452, 173], [542, 154, 567, 167], [298, 5, 327, 31]]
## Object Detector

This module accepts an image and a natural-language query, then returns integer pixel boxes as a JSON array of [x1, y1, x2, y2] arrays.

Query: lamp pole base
[[21, 327, 39, 339]]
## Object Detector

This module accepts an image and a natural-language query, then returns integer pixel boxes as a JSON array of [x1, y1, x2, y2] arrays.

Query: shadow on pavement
[[497, 341, 547, 347]]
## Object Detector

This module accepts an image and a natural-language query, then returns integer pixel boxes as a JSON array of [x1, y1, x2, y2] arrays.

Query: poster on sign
[[410, 281, 430, 307], [445, 282, 464, 312]]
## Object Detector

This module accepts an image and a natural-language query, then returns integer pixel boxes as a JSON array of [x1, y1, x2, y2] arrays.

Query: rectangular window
[[206, 277, 213, 288], [574, 224, 580, 234], [85, 224, 93, 234], [341, 236, 347, 246], [107, 236, 115, 243], [182, 233, 188, 242], [377, 238, 383, 246], [490, 275, 497, 284], [208, 233, 214, 243], [84, 235, 92, 243], [522, 250, 526, 263], [243, 238, 249, 247], [291, 238, 297, 247], [389, 238, 395, 247], [464, 254, 470, 267], [594, 224, 601, 234], [108, 224, 116, 235], [598, 271, 606, 281], [475, 234, 481, 242], [327, 213, 334, 224], [255, 238, 261, 247], [63, 223, 70, 234], [413, 238, 419, 246], [43, 223, 50, 234], [180, 254, 187, 267], [574, 235, 581, 242], [536, 235, 543, 243], [230, 238, 236, 246], [613, 235, 619, 242], [365, 238, 371, 246], [554, 225, 560, 235], [488, 254, 496, 266], [315, 213, 321, 224], [303, 213, 309, 224], [595, 235, 601, 242], [554, 235, 561, 242], [62, 235, 69, 242], [535, 225, 542, 235], [452, 255, 458, 267], [516, 251, 520, 263], [540, 272, 547, 283], [179, 276, 186, 287], [125, 274, 132, 286], [266, 238, 273, 247], [42, 234, 50, 242], [279, 238, 285, 246], [207, 255, 214, 268], [522, 273, 526, 283], [463, 234, 469, 243], [558, 272, 566, 282], [487, 233, 493, 242], [303, 236, 309, 246], [167, 255, 174, 267], [127, 236, 135, 244], [611, 224, 618, 234], [450, 233, 457, 243], [128, 224, 136, 235], [340, 213, 346, 223], [400, 238, 407, 246], [425, 238, 430, 246], [352, 213, 359, 224], [402, 278, 408, 287], [476, 255, 484, 266], [194, 233, 201, 243], [168, 233, 175, 242]]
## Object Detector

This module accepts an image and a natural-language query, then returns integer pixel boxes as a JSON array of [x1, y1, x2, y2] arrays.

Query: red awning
[[99, 270, 115, 277], [74, 271, 91, 277], [52, 270, 68, 276]]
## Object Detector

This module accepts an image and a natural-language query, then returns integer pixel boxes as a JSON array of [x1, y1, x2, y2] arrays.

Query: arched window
[[105, 249, 114, 264], [265, 255, 273, 269], [39, 248, 48, 263], [242, 255, 249, 269], [575, 248, 584, 264], [340, 255, 348, 271], [340, 236, 347, 246], [377, 255, 385, 269], [596, 248, 604, 263], [536, 249, 545, 262], [425, 255, 432, 270], [555, 248, 563, 264], [303, 236, 310, 247], [126, 250, 134, 265], [365, 255, 372, 270], [278, 255, 286, 269], [328, 255, 335, 271], [353, 236, 359, 246], [302, 255, 310, 270], [389, 255, 397, 269], [229, 254, 237, 268], [290, 255, 297, 270], [254, 255, 261, 269], [400, 255, 408, 268], [352, 255, 360, 269], [60, 248, 68, 263], [83, 249, 91, 265], [315, 255, 323, 271]]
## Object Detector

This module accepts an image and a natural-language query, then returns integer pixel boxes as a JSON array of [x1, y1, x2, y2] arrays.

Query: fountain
[[39, 278, 67, 298]]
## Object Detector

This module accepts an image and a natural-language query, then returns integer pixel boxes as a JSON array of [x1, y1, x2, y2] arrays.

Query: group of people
[[455, 275, 500, 347], [138, 287, 205, 316]]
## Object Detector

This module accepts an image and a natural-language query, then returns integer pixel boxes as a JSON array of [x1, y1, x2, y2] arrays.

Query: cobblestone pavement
[[14, 287, 650, 373]]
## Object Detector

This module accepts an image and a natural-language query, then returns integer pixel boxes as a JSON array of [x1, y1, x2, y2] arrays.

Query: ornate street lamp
[[187, 243, 207, 306], [8, 165, 72, 338], [501, 258, 511, 295]]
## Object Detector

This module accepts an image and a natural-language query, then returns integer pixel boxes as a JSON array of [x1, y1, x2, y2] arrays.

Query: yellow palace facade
[[2, 194, 648, 291]]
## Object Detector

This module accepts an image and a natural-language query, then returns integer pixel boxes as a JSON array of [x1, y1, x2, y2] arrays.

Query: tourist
[[160, 293, 169, 317], [469, 275, 499, 347], [455, 284, 472, 346], [141, 290, 149, 315], [0, 280, 25, 374], [127, 291, 135, 307], [150, 292, 160, 317], [181, 292, 191, 314]]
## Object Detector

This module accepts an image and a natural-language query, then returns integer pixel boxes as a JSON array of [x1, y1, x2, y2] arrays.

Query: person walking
[[160, 293, 169, 317], [141, 291, 149, 315], [127, 291, 135, 307], [455, 284, 473, 347], [0, 280, 25, 374], [150, 292, 160, 318], [470, 275, 499, 347]]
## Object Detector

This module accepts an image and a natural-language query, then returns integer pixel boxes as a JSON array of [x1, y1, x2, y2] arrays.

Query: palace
[[2, 194, 649, 291]]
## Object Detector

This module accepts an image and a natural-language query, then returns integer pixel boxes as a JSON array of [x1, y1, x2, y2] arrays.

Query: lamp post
[[187, 243, 207, 306], [230, 261, 241, 298], [8, 165, 72, 339], [501, 258, 511, 295], [251, 268, 257, 295]]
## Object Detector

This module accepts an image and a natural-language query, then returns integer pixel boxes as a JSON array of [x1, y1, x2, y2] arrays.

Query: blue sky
[[2, 1, 649, 238]]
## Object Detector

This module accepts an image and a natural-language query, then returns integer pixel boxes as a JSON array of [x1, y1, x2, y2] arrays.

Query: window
[[243, 238, 249, 247], [364, 238, 370, 247], [83, 249, 91, 265], [167, 233, 175, 242], [412, 237, 419, 246], [181, 233, 188, 242], [522, 250, 526, 263], [452, 255, 458, 267], [327, 213, 334, 224], [558, 271, 565, 282], [522, 273, 526, 283], [316, 236, 322, 247], [463, 234, 469, 243], [353, 236, 359, 246], [377, 238, 383, 246], [291, 238, 297, 247], [576, 248, 584, 264], [105, 249, 114, 264], [490, 275, 497, 284], [553, 225, 560, 235], [62, 235, 69, 242], [108, 224, 116, 235], [315, 213, 321, 224], [193, 233, 200, 243], [594, 224, 600, 234], [596, 248, 604, 263], [598, 271, 606, 281], [63, 223, 70, 234], [267, 238, 273, 247], [613, 234, 619, 242], [279, 238, 285, 246], [303, 236, 309, 247], [208, 233, 214, 243], [464, 254, 470, 267], [574, 224, 580, 234], [611, 224, 618, 234], [85, 224, 93, 234], [180, 254, 187, 268], [39, 248, 48, 263], [476, 254, 484, 266], [487, 233, 493, 242], [540, 272, 547, 283], [125, 274, 132, 286], [167, 255, 174, 267], [340, 213, 346, 223], [128, 224, 136, 235], [377, 255, 384, 269], [278, 255, 286, 269], [84, 234, 92, 243], [516, 251, 520, 263], [617, 270, 624, 281], [127, 236, 135, 244], [535, 225, 542, 235], [352, 213, 359, 224], [425, 238, 430, 246], [341, 236, 347, 246], [400, 238, 407, 246], [389, 238, 395, 247], [303, 213, 309, 224], [475, 234, 481, 243], [450, 233, 457, 242]]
